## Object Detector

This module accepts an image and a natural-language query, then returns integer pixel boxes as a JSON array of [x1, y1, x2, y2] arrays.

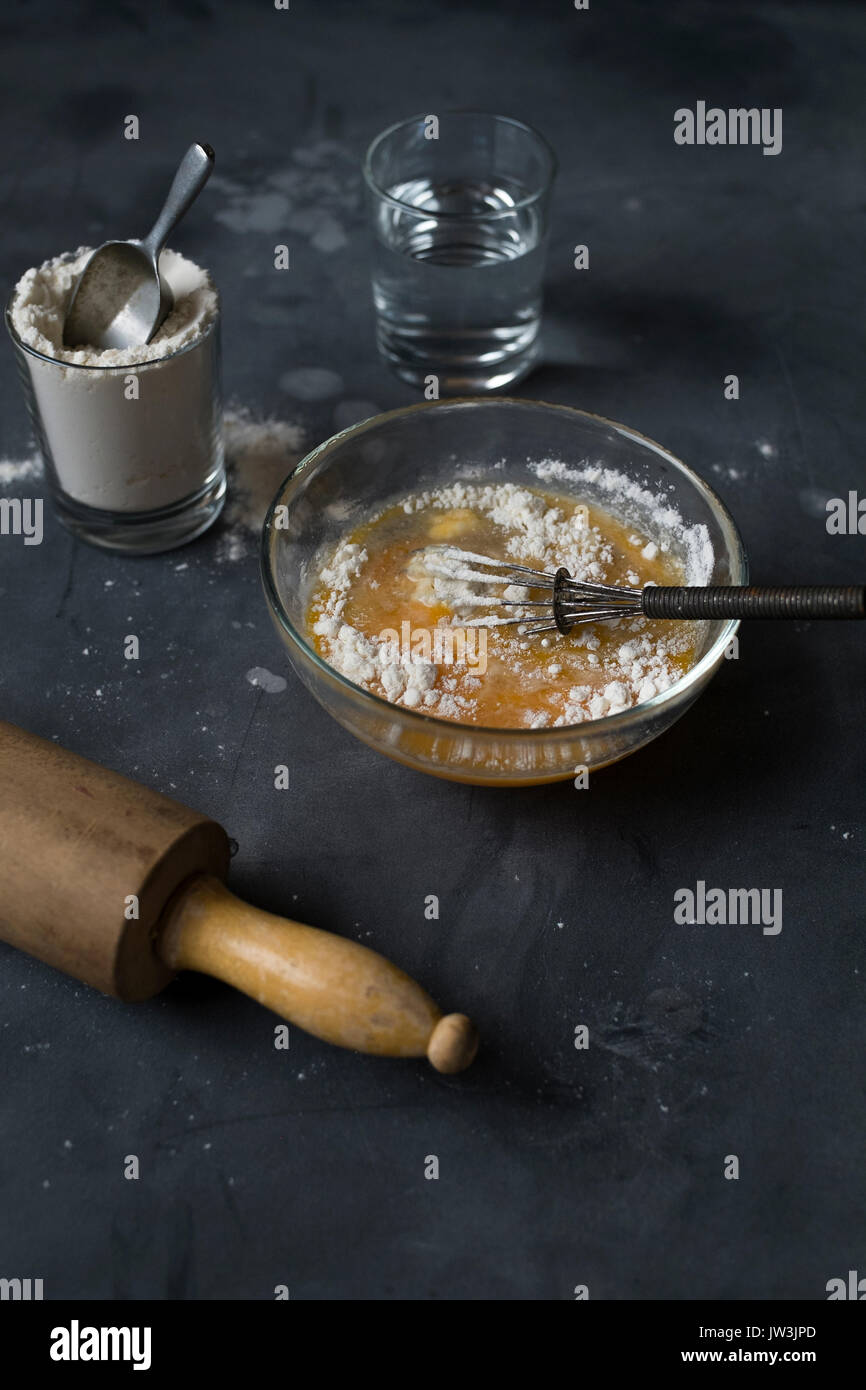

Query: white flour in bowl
[[310, 479, 713, 728]]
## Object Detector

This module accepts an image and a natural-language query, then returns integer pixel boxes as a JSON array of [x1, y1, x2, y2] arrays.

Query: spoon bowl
[[63, 142, 214, 351], [63, 241, 171, 351]]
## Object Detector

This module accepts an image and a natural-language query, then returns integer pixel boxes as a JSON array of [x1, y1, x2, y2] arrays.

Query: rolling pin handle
[[157, 876, 479, 1071]]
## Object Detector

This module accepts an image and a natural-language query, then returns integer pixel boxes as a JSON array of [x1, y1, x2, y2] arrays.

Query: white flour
[[530, 457, 715, 583], [312, 479, 712, 727], [0, 451, 42, 487], [8, 247, 221, 513], [223, 410, 305, 530], [401, 481, 618, 581], [10, 247, 218, 367], [216, 409, 306, 560], [313, 542, 459, 714]]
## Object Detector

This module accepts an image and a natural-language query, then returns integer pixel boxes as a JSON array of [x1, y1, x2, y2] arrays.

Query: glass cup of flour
[[6, 247, 225, 552]]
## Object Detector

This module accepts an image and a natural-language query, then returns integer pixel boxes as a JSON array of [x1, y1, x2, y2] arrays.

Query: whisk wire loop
[[420, 545, 865, 632]]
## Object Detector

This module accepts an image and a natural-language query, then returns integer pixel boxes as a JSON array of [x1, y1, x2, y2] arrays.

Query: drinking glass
[[6, 302, 225, 554], [364, 112, 556, 393]]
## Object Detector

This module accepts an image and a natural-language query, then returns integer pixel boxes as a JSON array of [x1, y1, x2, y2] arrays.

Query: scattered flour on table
[[218, 408, 305, 561], [0, 451, 42, 487], [212, 140, 359, 252], [279, 366, 343, 400], [245, 667, 287, 693], [312, 476, 713, 726]]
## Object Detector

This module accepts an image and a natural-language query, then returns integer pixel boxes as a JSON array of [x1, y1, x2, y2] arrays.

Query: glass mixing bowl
[[261, 398, 747, 786]]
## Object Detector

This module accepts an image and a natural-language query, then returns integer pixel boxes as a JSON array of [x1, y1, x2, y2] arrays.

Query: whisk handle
[[642, 585, 866, 620]]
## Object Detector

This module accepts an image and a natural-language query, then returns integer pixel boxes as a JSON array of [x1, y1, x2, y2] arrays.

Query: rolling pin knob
[[427, 1013, 479, 1074]]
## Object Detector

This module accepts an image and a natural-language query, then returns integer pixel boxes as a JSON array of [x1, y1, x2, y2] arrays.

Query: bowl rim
[[261, 397, 748, 740]]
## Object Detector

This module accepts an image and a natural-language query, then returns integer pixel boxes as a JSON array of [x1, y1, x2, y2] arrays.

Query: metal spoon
[[63, 142, 215, 351]]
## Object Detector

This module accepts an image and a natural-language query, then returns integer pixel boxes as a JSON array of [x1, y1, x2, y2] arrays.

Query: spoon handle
[[641, 585, 866, 619], [140, 142, 215, 260]]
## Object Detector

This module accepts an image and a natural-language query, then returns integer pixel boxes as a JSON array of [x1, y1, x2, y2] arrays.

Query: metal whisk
[[421, 547, 865, 636]]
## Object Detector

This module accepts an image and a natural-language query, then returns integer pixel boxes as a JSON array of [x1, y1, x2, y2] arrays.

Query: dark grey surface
[[0, 0, 863, 1300]]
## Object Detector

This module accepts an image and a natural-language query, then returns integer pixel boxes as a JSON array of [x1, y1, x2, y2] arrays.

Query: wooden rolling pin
[[0, 721, 477, 1073]]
